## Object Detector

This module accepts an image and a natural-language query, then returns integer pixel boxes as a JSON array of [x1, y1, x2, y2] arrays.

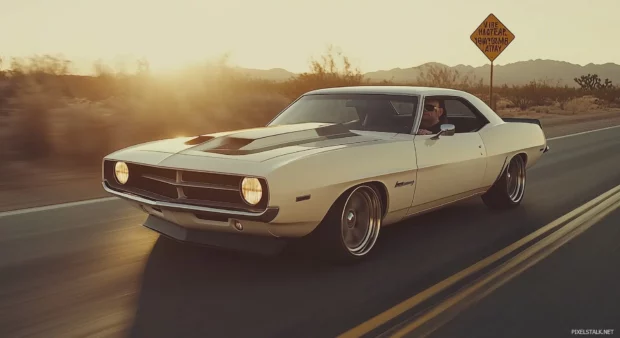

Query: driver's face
[[422, 100, 442, 125]]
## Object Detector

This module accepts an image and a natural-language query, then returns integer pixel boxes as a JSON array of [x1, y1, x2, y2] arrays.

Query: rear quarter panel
[[478, 122, 547, 187]]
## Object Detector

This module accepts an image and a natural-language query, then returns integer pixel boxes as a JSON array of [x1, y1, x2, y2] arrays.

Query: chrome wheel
[[506, 156, 526, 203], [340, 186, 382, 257]]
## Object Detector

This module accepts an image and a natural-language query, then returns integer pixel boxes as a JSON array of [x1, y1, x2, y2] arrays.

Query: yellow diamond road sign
[[470, 13, 515, 62]]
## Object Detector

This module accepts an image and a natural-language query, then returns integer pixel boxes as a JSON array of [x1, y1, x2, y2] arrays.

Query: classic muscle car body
[[102, 86, 549, 261]]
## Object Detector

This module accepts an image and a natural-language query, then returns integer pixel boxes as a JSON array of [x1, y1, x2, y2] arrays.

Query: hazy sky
[[1, 0, 617, 74]]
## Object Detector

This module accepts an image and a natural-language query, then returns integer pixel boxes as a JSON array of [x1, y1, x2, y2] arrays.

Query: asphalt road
[[426, 206, 620, 338], [1, 126, 620, 338]]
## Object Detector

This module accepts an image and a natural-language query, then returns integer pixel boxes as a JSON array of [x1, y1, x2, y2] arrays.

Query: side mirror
[[430, 124, 456, 140]]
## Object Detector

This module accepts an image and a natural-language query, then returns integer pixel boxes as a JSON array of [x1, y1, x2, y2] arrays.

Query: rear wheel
[[482, 155, 526, 209], [311, 184, 383, 263]]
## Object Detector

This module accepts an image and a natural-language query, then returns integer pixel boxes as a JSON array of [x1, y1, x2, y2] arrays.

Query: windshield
[[268, 94, 420, 134]]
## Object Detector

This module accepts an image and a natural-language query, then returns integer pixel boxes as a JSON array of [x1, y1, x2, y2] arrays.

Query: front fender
[[265, 139, 418, 225]]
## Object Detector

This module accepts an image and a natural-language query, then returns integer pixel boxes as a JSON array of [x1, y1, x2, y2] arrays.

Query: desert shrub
[[498, 85, 526, 110], [591, 86, 620, 104], [282, 45, 365, 99], [6, 81, 59, 160], [0, 109, 11, 171], [563, 96, 600, 114], [416, 64, 483, 91], [496, 79, 579, 111], [49, 98, 115, 165], [518, 79, 555, 106]]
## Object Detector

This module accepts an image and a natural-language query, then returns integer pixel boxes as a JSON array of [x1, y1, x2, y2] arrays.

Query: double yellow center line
[[338, 184, 620, 338]]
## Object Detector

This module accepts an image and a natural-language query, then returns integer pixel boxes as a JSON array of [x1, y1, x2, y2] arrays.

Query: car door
[[406, 96, 489, 214]]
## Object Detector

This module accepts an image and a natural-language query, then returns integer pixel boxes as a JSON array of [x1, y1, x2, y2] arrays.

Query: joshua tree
[[574, 73, 613, 90]]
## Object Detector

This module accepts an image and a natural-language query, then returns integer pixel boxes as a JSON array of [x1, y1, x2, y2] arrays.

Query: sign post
[[470, 13, 515, 110]]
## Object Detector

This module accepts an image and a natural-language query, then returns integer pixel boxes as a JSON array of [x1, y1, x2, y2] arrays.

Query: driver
[[417, 99, 447, 135]]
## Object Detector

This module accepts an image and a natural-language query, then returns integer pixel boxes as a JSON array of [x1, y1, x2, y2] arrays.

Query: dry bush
[[282, 45, 366, 99], [5, 81, 59, 160], [563, 96, 600, 115], [0, 110, 11, 173], [499, 85, 531, 111], [1, 55, 75, 161], [7, 55, 72, 77], [416, 64, 483, 91], [48, 98, 116, 165], [531, 106, 551, 114], [495, 79, 580, 111], [495, 97, 514, 110], [590, 87, 620, 105]]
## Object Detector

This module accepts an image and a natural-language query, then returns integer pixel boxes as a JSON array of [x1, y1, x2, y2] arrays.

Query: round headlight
[[241, 177, 262, 205], [114, 161, 129, 185]]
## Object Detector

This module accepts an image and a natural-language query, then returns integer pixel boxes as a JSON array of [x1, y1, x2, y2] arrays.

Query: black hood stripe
[[184, 123, 362, 155], [201, 132, 359, 155]]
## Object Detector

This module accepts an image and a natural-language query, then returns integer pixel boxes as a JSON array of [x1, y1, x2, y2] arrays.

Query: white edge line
[[2, 124, 619, 217], [0, 197, 119, 218], [547, 124, 620, 141]]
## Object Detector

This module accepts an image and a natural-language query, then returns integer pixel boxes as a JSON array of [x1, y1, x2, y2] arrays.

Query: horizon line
[[1, 54, 619, 76], [251, 58, 620, 75]]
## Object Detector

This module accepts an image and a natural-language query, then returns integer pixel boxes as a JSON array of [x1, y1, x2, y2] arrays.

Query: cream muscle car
[[102, 86, 549, 262]]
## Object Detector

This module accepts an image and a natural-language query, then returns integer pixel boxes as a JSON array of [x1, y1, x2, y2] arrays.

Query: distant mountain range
[[235, 60, 620, 87]]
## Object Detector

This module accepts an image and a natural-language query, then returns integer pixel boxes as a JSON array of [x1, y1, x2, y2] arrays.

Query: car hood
[[109, 123, 383, 164]]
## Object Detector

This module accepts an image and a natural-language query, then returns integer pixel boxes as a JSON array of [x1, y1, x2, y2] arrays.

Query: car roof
[[304, 86, 470, 97], [301, 85, 505, 126]]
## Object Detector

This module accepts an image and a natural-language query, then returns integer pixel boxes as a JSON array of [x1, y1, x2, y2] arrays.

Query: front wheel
[[482, 155, 527, 209], [310, 184, 383, 263]]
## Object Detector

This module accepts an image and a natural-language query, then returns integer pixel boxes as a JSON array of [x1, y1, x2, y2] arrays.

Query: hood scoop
[[201, 137, 255, 152], [184, 135, 215, 145]]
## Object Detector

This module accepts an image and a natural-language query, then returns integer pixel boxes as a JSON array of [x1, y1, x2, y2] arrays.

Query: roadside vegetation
[[1, 48, 619, 175]]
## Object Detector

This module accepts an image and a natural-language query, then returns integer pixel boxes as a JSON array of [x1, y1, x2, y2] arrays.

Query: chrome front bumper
[[102, 181, 279, 223]]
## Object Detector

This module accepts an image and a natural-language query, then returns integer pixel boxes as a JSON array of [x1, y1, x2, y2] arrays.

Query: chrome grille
[[103, 160, 268, 212]]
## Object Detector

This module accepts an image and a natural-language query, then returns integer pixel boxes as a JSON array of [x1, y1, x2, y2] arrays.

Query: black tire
[[482, 155, 527, 209], [307, 184, 383, 263]]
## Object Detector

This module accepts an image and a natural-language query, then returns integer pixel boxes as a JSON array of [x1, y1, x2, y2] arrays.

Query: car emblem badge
[[395, 180, 415, 188]]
